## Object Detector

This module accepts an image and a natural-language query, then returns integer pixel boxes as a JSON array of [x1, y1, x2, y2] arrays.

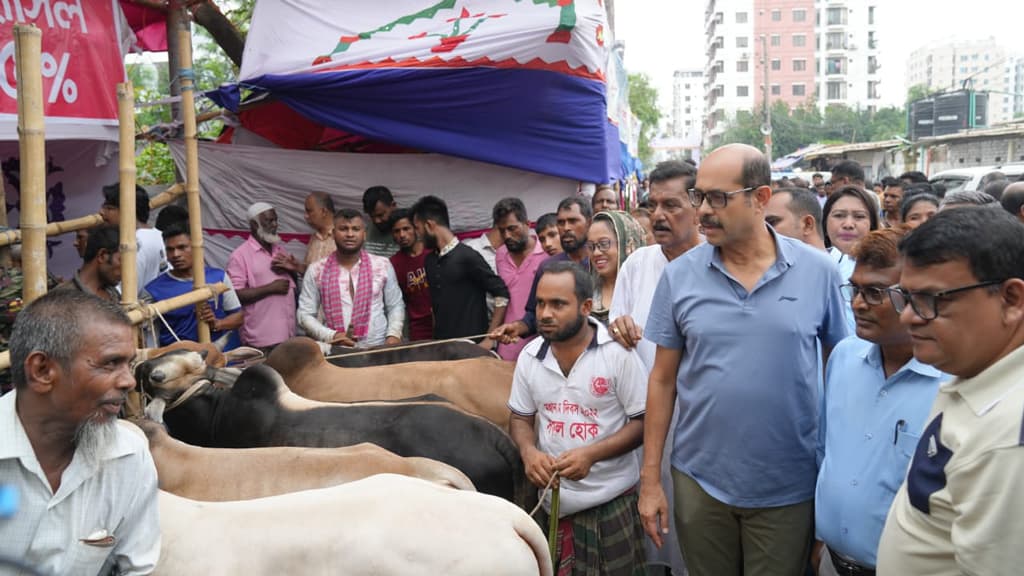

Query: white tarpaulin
[[1, 139, 119, 279], [169, 141, 577, 269]]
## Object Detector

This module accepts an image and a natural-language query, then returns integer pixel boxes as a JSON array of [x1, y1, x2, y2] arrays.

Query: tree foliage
[[719, 101, 907, 159], [627, 73, 660, 167]]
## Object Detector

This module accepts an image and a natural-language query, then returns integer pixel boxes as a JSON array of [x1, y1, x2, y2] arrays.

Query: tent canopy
[[212, 0, 620, 183]]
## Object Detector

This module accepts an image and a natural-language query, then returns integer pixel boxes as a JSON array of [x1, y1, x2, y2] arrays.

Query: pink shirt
[[495, 236, 547, 361], [227, 236, 297, 347]]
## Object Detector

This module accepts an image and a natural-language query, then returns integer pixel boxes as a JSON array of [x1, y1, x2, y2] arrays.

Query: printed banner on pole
[[0, 0, 125, 127]]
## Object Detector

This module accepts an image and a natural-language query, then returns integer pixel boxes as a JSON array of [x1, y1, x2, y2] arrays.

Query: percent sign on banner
[[0, 0, 124, 122]]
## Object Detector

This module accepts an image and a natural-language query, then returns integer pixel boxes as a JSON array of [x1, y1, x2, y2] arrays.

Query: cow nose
[[149, 369, 166, 384]]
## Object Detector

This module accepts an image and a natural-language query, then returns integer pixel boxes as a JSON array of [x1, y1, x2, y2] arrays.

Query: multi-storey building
[[907, 38, 1022, 125], [704, 0, 882, 147], [671, 70, 705, 140]]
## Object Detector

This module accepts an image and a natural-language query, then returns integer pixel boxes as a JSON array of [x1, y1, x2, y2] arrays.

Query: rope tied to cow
[[322, 334, 496, 360]]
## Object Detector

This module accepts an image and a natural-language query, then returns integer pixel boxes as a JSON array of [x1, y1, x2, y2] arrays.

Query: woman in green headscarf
[[587, 210, 647, 325]]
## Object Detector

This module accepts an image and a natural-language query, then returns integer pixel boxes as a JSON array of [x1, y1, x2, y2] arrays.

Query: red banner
[[0, 0, 124, 122]]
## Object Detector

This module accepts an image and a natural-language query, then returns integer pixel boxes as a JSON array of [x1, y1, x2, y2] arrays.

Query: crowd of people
[[2, 141, 1024, 576]]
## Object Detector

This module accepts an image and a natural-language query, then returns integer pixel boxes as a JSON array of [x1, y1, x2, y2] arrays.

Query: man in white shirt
[[298, 208, 404, 348], [508, 261, 648, 573], [0, 290, 160, 575], [608, 160, 699, 575], [877, 207, 1024, 575], [99, 183, 167, 291]]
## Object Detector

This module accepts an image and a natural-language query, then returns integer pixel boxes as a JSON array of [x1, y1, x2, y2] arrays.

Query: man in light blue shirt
[[815, 227, 945, 575], [639, 144, 849, 576]]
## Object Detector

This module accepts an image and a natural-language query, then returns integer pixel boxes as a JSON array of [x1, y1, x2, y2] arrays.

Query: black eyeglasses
[[840, 283, 894, 306], [889, 280, 1005, 320], [586, 238, 614, 253], [687, 187, 755, 209]]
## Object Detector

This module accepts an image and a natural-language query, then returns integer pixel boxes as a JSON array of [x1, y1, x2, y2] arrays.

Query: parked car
[[930, 164, 1024, 196]]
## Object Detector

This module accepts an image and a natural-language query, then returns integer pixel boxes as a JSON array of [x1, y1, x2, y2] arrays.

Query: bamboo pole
[[178, 23, 210, 343], [0, 282, 228, 370], [14, 25, 46, 304], [0, 183, 185, 247], [118, 83, 139, 311]]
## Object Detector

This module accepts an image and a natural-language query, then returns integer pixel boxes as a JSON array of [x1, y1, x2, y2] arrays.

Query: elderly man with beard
[[298, 208, 404, 348], [508, 262, 649, 574], [0, 291, 159, 575], [640, 144, 848, 576], [412, 195, 509, 347], [490, 196, 592, 346], [227, 202, 297, 350], [493, 197, 547, 361]]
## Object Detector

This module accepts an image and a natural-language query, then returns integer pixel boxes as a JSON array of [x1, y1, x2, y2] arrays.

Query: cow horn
[[145, 398, 167, 424]]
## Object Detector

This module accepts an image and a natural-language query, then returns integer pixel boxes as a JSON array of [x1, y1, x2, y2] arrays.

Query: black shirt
[[425, 243, 510, 339]]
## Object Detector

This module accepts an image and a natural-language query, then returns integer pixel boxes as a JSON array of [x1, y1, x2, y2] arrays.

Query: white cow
[[156, 474, 553, 576]]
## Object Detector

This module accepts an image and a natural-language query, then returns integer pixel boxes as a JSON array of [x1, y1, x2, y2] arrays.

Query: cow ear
[[224, 347, 265, 368]]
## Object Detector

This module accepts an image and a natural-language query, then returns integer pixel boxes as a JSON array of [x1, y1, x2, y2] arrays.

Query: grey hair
[[9, 290, 131, 388], [939, 190, 1000, 209]]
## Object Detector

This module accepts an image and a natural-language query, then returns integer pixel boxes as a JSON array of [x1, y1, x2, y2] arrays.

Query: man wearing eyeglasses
[[640, 144, 849, 576], [814, 228, 947, 576], [877, 208, 1024, 576]]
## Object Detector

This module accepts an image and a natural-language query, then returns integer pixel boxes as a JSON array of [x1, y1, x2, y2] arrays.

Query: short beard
[[505, 237, 527, 254], [561, 235, 583, 253], [540, 312, 586, 343], [73, 416, 119, 468], [337, 243, 363, 256], [422, 233, 439, 250], [255, 225, 282, 246]]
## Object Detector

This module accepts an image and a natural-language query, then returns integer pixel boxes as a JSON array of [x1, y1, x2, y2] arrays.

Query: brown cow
[[124, 419, 473, 502], [266, 337, 514, 429]]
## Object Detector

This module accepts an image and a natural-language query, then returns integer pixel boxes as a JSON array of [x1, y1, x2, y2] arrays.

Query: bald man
[[640, 144, 848, 576], [1000, 181, 1024, 224]]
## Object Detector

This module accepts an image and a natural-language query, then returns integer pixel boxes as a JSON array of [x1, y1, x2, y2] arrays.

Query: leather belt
[[828, 548, 875, 576]]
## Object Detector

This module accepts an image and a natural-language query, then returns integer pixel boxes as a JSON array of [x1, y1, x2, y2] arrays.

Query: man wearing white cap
[[227, 202, 297, 350]]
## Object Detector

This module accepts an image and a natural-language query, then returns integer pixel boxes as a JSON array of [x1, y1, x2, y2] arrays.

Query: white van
[[930, 164, 1024, 195]]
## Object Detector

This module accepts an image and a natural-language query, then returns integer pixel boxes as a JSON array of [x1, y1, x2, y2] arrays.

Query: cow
[[136, 350, 528, 505], [266, 337, 513, 429], [156, 474, 553, 576], [124, 419, 473, 501], [325, 338, 497, 368]]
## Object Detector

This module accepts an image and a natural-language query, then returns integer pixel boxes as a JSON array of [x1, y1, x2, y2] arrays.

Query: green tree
[[906, 83, 934, 105], [627, 73, 660, 167]]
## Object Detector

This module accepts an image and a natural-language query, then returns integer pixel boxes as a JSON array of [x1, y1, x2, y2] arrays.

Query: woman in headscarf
[[587, 210, 647, 325]]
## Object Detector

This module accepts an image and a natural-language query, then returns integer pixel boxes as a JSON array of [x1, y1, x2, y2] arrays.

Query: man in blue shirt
[[146, 225, 243, 349], [639, 144, 849, 576], [814, 227, 945, 576]]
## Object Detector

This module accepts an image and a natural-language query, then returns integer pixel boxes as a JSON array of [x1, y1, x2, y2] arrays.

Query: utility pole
[[760, 34, 773, 161]]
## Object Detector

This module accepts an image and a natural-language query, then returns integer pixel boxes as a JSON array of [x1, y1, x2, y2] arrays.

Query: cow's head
[[134, 350, 242, 423]]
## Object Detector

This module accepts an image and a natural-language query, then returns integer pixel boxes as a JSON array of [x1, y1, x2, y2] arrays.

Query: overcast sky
[[616, 0, 1020, 116]]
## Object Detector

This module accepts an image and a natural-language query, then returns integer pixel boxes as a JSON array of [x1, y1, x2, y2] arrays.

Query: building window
[[771, 9, 781, 21], [771, 59, 781, 71], [793, 34, 806, 47], [868, 31, 877, 49], [736, 11, 748, 23], [792, 84, 806, 96], [685, 95, 691, 102], [867, 81, 880, 99], [868, 55, 879, 74], [684, 83, 691, 89], [771, 34, 781, 47], [826, 7, 846, 25], [737, 36, 748, 48], [714, 12, 723, 24], [771, 84, 781, 95], [827, 81, 846, 100], [827, 57, 844, 74], [960, 67, 968, 73], [737, 60, 749, 72], [793, 59, 807, 72], [793, 9, 807, 22], [827, 32, 845, 50], [868, 5, 875, 25], [960, 55, 969, 62], [737, 85, 749, 97]]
